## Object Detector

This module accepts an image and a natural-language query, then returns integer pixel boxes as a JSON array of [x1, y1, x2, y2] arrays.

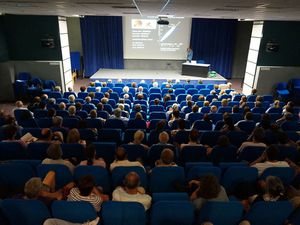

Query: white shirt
[[110, 159, 145, 171], [252, 161, 290, 176], [112, 186, 152, 210]]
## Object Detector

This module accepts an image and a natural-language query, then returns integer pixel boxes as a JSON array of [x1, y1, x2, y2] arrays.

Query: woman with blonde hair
[[130, 130, 149, 150]]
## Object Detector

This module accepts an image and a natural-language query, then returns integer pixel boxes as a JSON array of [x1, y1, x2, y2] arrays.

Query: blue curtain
[[190, 18, 237, 78], [80, 16, 124, 77]]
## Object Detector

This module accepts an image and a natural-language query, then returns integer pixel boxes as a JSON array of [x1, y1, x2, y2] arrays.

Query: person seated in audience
[[185, 104, 200, 120], [36, 128, 53, 143], [201, 100, 210, 110], [21, 171, 64, 207], [68, 106, 81, 120], [251, 101, 265, 113], [96, 103, 109, 119], [47, 108, 56, 118], [41, 94, 48, 104], [42, 143, 75, 173], [275, 112, 294, 127], [66, 128, 86, 147], [152, 81, 159, 88], [54, 86, 62, 92], [131, 81, 137, 89], [220, 99, 228, 107], [266, 99, 281, 113], [277, 130, 298, 148], [180, 129, 202, 150], [155, 148, 177, 167], [79, 86, 87, 92], [14, 100, 27, 110], [110, 108, 129, 126], [104, 91, 110, 98], [58, 102, 66, 112], [210, 105, 218, 113], [84, 96, 96, 108], [181, 100, 193, 114], [220, 114, 240, 133], [95, 86, 101, 93], [238, 127, 266, 153], [190, 174, 229, 212], [155, 132, 174, 148], [153, 98, 161, 106], [101, 82, 107, 87], [282, 101, 295, 114], [118, 104, 129, 118], [168, 109, 181, 127], [235, 111, 254, 127], [255, 95, 263, 102], [110, 147, 145, 171], [88, 92, 95, 99], [239, 95, 247, 108], [130, 130, 149, 150], [166, 103, 179, 119], [256, 113, 272, 130], [51, 116, 69, 137], [112, 172, 151, 211], [100, 97, 109, 105], [89, 109, 105, 122], [137, 86, 144, 95], [79, 143, 106, 168], [251, 88, 257, 95], [27, 96, 41, 112], [2, 124, 27, 147], [198, 95, 205, 101], [163, 94, 171, 105], [47, 98, 56, 110], [67, 175, 104, 212], [250, 144, 289, 175]]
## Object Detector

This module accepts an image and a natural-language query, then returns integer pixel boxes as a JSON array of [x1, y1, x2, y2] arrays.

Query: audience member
[[112, 172, 151, 211], [155, 148, 177, 167], [80, 144, 106, 168], [110, 147, 145, 171]]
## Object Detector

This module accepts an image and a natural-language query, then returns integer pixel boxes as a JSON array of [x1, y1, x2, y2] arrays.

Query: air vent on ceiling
[[76, 2, 125, 5], [214, 8, 239, 12], [225, 5, 253, 9], [122, 12, 140, 14], [112, 6, 137, 9]]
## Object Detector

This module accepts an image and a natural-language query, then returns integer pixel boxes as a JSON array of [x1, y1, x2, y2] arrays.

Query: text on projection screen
[[123, 16, 192, 60]]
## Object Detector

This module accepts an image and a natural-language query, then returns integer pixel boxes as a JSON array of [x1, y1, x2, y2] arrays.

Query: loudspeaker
[[41, 38, 55, 48]]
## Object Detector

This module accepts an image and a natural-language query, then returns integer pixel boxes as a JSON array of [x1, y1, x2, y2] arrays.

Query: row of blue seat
[[2, 198, 298, 225], [0, 161, 296, 194]]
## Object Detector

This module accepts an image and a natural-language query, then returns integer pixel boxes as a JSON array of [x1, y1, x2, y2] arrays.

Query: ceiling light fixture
[[132, 0, 142, 16], [160, 0, 171, 13]]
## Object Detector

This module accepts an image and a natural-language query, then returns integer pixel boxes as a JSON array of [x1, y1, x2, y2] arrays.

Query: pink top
[[79, 159, 106, 168]]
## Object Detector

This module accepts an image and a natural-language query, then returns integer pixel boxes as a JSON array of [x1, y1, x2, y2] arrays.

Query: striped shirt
[[67, 187, 102, 212]]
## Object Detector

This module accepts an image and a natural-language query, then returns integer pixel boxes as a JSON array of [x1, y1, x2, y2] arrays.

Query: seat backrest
[[186, 166, 222, 182], [111, 166, 147, 189], [244, 201, 293, 225], [74, 166, 111, 193], [27, 142, 50, 160], [1, 199, 51, 225], [51, 200, 97, 223], [221, 166, 258, 193], [150, 201, 194, 225], [0, 163, 35, 196], [105, 119, 125, 130], [101, 201, 145, 225], [121, 144, 147, 162], [193, 120, 212, 130], [238, 146, 266, 163], [200, 131, 222, 147], [198, 201, 244, 225], [152, 192, 189, 203], [210, 145, 238, 164], [37, 164, 73, 189], [149, 112, 167, 120], [150, 167, 185, 192], [61, 143, 85, 160], [260, 167, 295, 185], [93, 141, 117, 165], [148, 144, 176, 167], [180, 146, 207, 164], [0, 142, 27, 160]]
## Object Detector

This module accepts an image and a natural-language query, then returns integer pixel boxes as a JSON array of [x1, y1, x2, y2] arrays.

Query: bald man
[[112, 172, 151, 210]]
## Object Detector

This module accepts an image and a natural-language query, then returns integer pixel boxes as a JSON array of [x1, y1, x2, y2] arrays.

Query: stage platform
[[90, 69, 227, 85]]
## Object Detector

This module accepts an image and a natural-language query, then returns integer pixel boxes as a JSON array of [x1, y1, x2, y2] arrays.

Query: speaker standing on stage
[[187, 47, 193, 62]]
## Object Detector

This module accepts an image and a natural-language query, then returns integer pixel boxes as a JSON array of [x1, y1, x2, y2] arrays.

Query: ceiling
[[1, 0, 300, 21]]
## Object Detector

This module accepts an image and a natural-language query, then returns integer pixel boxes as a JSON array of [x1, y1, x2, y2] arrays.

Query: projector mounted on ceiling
[[157, 17, 169, 25]]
